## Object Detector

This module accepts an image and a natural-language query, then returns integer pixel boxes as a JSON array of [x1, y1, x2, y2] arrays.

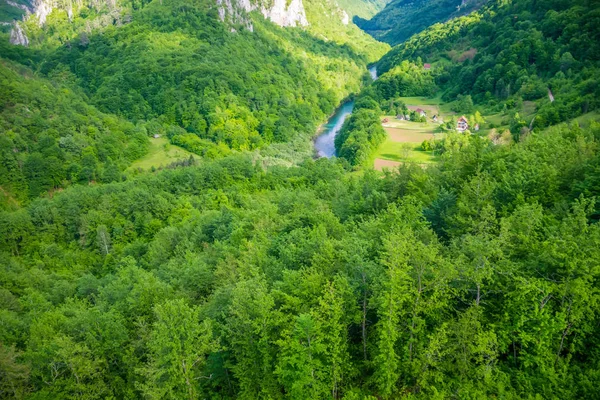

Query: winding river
[[314, 66, 377, 158]]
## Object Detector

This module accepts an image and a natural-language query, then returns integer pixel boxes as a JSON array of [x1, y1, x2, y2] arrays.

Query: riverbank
[[313, 66, 378, 158]]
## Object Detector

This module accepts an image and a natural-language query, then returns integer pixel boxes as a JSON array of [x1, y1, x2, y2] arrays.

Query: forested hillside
[[335, 0, 391, 18], [334, 0, 600, 165], [355, 0, 487, 45], [0, 0, 32, 26], [0, 0, 387, 206], [0, 59, 148, 207], [2, 0, 600, 398], [377, 0, 600, 127], [2, 120, 600, 398]]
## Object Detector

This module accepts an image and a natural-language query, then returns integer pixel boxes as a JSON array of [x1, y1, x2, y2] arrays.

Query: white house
[[457, 116, 469, 132]]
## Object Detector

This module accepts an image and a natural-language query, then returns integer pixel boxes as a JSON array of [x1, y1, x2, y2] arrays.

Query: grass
[[375, 139, 439, 163], [397, 95, 457, 118], [376, 112, 442, 168], [128, 137, 195, 171], [373, 96, 452, 169], [572, 111, 600, 127]]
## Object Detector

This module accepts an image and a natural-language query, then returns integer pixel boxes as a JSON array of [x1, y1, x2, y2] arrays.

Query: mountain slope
[[375, 0, 600, 128], [355, 0, 487, 45], [0, 0, 33, 25], [335, 0, 391, 18], [0, 58, 147, 207], [0, 0, 387, 205], [334, 0, 600, 169]]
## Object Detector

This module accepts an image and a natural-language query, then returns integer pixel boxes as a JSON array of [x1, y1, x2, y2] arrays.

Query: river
[[314, 66, 377, 158]]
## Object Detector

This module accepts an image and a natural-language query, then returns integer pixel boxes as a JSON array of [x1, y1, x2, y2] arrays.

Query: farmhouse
[[396, 114, 404, 120], [423, 63, 431, 70], [415, 108, 427, 117], [457, 116, 469, 132]]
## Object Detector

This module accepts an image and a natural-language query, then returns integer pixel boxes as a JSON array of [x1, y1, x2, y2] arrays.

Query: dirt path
[[374, 158, 402, 171]]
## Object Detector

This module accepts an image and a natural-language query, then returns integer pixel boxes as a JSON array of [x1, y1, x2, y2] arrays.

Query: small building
[[153, 134, 161, 139], [432, 115, 438, 122], [457, 116, 469, 132], [396, 114, 404, 120], [424, 63, 431, 70], [415, 108, 427, 117], [405, 114, 411, 121], [474, 123, 480, 131], [382, 118, 389, 123]]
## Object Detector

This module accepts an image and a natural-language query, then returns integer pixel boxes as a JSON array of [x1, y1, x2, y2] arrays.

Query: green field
[[572, 111, 600, 127], [374, 96, 448, 169], [128, 137, 195, 172], [375, 139, 439, 163]]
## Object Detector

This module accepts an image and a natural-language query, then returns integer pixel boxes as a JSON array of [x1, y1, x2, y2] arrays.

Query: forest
[[354, 0, 487, 45], [2, 120, 600, 399], [1, 0, 600, 398], [377, 0, 600, 128]]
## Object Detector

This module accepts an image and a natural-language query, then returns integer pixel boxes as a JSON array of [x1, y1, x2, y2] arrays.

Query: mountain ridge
[[355, 0, 488, 45]]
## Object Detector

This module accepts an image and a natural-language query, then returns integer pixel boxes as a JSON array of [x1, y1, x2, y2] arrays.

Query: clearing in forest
[[128, 137, 195, 172], [374, 97, 448, 170]]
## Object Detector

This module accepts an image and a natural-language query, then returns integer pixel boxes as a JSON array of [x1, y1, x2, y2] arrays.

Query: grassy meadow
[[128, 137, 195, 172]]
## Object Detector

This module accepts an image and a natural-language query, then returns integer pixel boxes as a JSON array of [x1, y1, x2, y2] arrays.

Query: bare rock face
[[217, 0, 308, 30], [9, 22, 29, 46], [260, 0, 308, 27], [217, 0, 255, 31], [340, 10, 349, 25]]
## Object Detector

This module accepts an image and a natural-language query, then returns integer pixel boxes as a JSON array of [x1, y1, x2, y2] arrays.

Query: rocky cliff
[[9, 21, 29, 46], [217, 0, 309, 29]]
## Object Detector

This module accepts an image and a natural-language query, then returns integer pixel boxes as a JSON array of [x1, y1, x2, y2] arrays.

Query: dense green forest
[[0, 0, 32, 26], [335, 0, 391, 18], [2, 0, 600, 398], [2, 121, 600, 398], [354, 0, 488, 45], [377, 0, 600, 128], [0, 0, 386, 206]]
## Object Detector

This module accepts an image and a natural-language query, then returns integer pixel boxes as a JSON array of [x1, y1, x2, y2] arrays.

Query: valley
[[1, 0, 600, 399]]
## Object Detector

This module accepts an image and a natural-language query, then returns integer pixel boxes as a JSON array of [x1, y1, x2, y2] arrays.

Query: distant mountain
[[335, 0, 391, 18], [355, 0, 487, 45]]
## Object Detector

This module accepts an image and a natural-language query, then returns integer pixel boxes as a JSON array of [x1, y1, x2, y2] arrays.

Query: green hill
[[0, 0, 387, 205], [2, 0, 600, 398], [375, 0, 600, 130], [336, 0, 391, 18], [355, 0, 487, 45]]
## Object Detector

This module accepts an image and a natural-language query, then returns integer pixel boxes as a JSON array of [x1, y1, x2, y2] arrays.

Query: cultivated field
[[373, 96, 450, 170]]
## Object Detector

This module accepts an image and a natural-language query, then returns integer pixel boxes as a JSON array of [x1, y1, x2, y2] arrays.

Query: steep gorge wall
[[9, 0, 311, 46]]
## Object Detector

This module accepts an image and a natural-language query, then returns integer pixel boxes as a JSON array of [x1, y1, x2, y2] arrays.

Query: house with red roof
[[423, 63, 431, 70]]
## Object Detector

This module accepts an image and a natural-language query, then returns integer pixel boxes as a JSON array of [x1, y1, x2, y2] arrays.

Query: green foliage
[[2, 0, 600, 399], [140, 299, 217, 399], [355, 0, 487, 45], [377, 0, 600, 128], [335, 108, 387, 166], [1, 121, 599, 398], [0, 61, 147, 205], [1, 0, 387, 205], [373, 60, 437, 99]]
